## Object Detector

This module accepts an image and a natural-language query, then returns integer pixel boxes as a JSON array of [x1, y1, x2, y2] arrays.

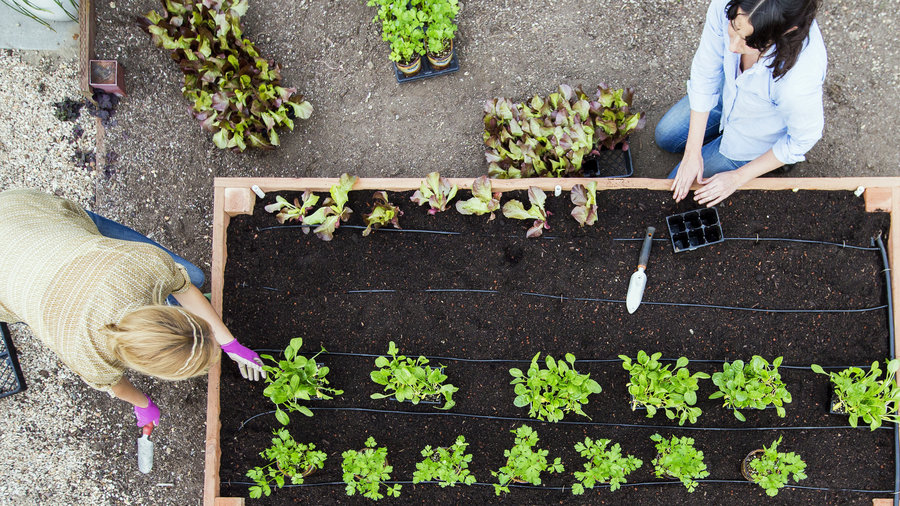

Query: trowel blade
[[137, 434, 154, 474], [626, 270, 646, 314]]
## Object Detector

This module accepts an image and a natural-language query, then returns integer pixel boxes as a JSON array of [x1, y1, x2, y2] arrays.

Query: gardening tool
[[626, 226, 656, 314], [137, 423, 154, 474]]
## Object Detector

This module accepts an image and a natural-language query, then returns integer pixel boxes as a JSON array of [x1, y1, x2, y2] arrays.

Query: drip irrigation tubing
[[875, 234, 899, 506], [613, 236, 881, 251]]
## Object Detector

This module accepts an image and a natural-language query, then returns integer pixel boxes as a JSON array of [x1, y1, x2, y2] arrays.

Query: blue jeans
[[86, 211, 205, 304], [655, 95, 750, 178]]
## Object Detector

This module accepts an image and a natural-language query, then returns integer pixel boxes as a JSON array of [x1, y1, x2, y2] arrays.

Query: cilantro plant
[[303, 173, 358, 241], [411, 171, 458, 214], [571, 437, 642, 494], [502, 186, 551, 238], [455, 175, 501, 220], [367, 0, 426, 64], [811, 359, 900, 430], [363, 191, 402, 236], [509, 352, 602, 422], [650, 434, 709, 492], [370, 341, 458, 409], [341, 437, 401, 500], [620, 351, 710, 425], [492, 425, 564, 495], [570, 182, 598, 226], [260, 337, 343, 425], [412, 435, 476, 487], [246, 428, 326, 499], [710, 355, 792, 421], [139, 0, 312, 151], [264, 192, 319, 224], [423, 0, 459, 55], [745, 437, 807, 496]]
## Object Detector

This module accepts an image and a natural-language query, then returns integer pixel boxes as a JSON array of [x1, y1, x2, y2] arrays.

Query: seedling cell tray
[[394, 50, 460, 83], [0, 323, 26, 399], [667, 207, 724, 253], [581, 147, 634, 178]]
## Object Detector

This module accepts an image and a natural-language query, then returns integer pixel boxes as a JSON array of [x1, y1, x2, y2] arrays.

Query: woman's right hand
[[134, 394, 160, 427], [671, 150, 704, 202]]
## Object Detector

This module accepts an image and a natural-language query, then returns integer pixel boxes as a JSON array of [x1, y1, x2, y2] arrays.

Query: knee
[[654, 116, 683, 154]]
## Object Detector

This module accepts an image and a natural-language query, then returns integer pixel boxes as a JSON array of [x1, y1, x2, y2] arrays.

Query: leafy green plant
[[259, 337, 343, 425], [570, 182, 598, 226], [246, 428, 326, 498], [492, 425, 564, 495], [811, 359, 900, 430], [745, 437, 806, 497], [412, 435, 476, 487], [367, 0, 426, 63], [455, 175, 501, 219], [370, 341, 458, 409], [571, 437, 641, 494], [139, 0, 312, 152], [423, 0, 459, 55], [264, 192, 320, 224], [303, 173, 358, 241], [342, 437, 401, 500], [363, 191, 402, 236], [411, 171, 458, 214], [502, 186, 550, 238], [509, 352, 601, 422], [709, 355, 792, 421], [620, 351, 710, 425], [650, 434, 709, 492]]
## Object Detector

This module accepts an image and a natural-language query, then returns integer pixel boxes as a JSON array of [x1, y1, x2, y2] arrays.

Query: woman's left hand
[[221, 339, 266, 381], [694, 171, 744, 207]]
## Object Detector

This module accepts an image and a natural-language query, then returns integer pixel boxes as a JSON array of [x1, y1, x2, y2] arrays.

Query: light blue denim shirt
[[687, 0, 827, 164]]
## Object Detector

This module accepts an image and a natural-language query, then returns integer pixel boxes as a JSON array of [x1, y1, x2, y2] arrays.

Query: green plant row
[[365, 0, 459, 64]]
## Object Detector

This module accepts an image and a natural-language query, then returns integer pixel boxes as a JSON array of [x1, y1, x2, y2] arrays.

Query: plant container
[[581, 144, 634, 178], [0, 323, 26, 399], [394, 56, 422, 78], [667, 207, 724, 253], [741, 448, 765, 481], [395, 46, 459, 83], [89, 60, 126, 97], [426, 39, 454, 70]]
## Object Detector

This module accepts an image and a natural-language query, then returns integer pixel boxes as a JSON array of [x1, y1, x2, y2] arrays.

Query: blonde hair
[[104, 305, 221, 380]]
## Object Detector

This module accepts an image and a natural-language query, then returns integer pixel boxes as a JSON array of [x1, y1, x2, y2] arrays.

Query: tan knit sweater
[[0, 189, 191, 391]]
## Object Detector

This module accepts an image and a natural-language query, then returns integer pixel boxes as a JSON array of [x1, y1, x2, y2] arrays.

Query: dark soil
[[219, 188, 893, 505]]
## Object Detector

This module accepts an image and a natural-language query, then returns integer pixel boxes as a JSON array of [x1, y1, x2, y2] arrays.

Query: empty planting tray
[[667, 207, 724, 253], [0, 323, 25, 399]]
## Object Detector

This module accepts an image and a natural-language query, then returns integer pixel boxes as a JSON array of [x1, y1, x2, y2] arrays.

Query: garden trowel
[[137, 423, 154, 474], [626, 226, 656, 314]]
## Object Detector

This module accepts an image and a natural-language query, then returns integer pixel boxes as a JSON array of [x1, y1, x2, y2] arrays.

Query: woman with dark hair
[[655, 0, 826, 206]]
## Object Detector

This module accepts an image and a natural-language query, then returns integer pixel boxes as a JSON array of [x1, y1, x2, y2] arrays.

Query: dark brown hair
[[726, 0, 819, 79]]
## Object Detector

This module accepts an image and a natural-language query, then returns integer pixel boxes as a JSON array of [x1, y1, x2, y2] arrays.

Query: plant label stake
[[626, 226, 655, 314], [137, 423, 154, 474]]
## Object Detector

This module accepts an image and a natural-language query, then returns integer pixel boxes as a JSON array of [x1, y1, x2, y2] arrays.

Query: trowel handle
[[638, 226, 656, 269], [142, 423, 154, 437]]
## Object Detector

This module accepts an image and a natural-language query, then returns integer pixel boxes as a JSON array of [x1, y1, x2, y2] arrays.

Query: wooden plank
[[893, 187, 899, 358], [78, 0, 96, 98], [866, 188, 893, 212], [223, 188, 255, 217], [872, 499, 892, 506], [214, 498, 245, 506]]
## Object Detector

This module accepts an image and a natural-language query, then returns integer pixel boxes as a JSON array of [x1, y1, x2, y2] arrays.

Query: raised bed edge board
[[204, 176, 900, 506]]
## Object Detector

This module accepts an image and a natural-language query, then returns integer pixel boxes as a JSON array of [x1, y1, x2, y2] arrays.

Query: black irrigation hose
[[614, 236, 882, 251], [875, 235, 899, 506]]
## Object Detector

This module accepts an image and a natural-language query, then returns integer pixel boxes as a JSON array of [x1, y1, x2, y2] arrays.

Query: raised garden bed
[[205, 177, 900, 505]]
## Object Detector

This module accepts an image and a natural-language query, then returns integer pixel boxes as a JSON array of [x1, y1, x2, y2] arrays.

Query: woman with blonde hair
[[0, 189, 263, 429]]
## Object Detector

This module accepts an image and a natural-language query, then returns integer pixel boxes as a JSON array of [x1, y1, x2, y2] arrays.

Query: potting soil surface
[[220, 188, 893, 505]]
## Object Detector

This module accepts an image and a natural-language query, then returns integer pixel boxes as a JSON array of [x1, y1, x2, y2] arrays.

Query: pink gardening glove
[[221, 339, 265, 381], [134, 395, 160, 427]]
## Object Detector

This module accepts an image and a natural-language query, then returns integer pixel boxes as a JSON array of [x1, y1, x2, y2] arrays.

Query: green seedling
[[509, 352, 601, 422]]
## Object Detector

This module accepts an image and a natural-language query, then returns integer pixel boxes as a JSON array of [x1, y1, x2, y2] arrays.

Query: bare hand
[[694, 171, 743, 207], [671, 152, 703, 203]]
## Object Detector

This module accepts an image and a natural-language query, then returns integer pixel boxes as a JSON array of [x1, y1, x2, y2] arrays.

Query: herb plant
[[423, 0, 459, 55], [363, 191, 402, 236], [303, 173, 358, 241], [745, 437, 807, 496], [571, 437, 642, 494], [139, 0, 312, 151], [710, 355, 792, 421], [509, 352, 602, 422], [246, 428, 326, 498], [492, 425, 564, 495], [455, 175, 501, 219], [367, 0, 426, 64], [259, 337, 343, 425], [412, 435, 476, 487], [264, 192, 320, 224], [502, 186, 550, 238], [342, 437, 401, 500], [370, 341, 458, 409], [410, 171, 458, 214], [620, 351, 710, 425], [650, 434, 709, 492], [570, 182, 598, 226], [811, 359, 900, 430]]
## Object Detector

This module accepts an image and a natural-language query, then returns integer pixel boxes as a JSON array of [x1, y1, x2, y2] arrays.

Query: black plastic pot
[[667, 207, 724, 253], [395, 46, 460, 83], [581, 145, 634, 178], [0, 323, 26, 399]]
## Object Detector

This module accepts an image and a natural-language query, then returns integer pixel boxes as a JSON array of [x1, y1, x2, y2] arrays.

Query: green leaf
[[275, 409, 289, 425]]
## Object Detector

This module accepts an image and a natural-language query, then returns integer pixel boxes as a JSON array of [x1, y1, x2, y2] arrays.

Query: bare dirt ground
[[0, 0, 897, 504]]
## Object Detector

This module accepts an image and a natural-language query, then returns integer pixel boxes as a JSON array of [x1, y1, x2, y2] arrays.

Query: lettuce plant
[[492, 425, 563, 495], [341, 437, 401, 500], [370, 341, 458, 409], [411, 171, 458, 214], [746, 437, 806, 496], [412, 435, 476, 487], [710, 355, 792, 421], [811, 359, 900, 430], [246, 428, 326, 498], [571, 437, 642, 494], [367, 0, 426, 64], [502, 187, 550, 238], [363, 191, 402, 236], [509, 352, 602, 422], [455, 176, 500, 219], [570, 182, 598, 226], [620, 351, 710, 425], [264, 192, 319, 224], [650, 434, 709, 492], [259, 337, 343, 425], [139, 0, 312, 152], [423, 0, 459, 55], [303, 173, 358, 241]]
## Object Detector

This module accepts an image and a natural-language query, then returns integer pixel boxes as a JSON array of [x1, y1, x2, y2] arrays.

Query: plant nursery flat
[[219, 188, 893, 505]]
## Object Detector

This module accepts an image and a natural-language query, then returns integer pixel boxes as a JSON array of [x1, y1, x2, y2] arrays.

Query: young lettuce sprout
[[455, 175, 501, 220], [570, 182, 598, 226], [502, 186, 550, 238], [303, 173, 358, 241], [411, 171, 458, 214], [363, 191, 402, 236], [264, 192, 320, 224]]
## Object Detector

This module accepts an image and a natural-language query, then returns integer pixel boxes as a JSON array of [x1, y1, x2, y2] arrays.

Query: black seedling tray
[[667, 207, 724, 253], [0, 323, 26, 399], [395, 49, 460, 83], [581, 147, 634, 178]]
